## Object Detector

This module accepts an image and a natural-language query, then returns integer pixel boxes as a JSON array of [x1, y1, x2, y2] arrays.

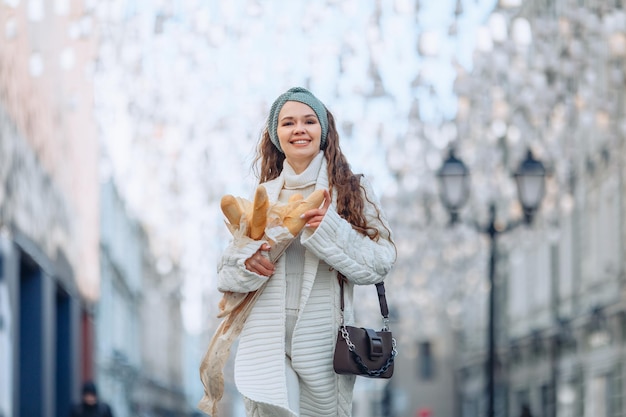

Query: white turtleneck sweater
[[278, 151, 324, 357]]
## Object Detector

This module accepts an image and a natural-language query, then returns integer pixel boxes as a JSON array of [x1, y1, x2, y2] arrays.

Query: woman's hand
[[301, 189, 331, 230], [244, 243, 275, 276]]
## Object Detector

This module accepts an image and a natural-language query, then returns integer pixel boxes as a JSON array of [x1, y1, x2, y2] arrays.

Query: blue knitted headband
[[267, 87, 329, 153]]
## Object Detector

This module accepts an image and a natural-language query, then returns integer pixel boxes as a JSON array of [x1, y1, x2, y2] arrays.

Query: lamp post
[[437, 148, 546, 417]]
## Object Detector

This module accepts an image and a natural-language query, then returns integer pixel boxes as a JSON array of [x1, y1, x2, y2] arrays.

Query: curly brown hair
[[253, 109, 387, 241]]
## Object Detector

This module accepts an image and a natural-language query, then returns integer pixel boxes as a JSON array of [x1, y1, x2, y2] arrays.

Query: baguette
[[220, 195, 244, 226], [266, 193, 302, 221], [250, 185, 269, 239], [288, 193, 303, 203], [282, 189, 326, 235]]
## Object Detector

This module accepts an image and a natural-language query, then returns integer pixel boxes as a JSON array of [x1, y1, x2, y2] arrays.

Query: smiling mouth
[[290, 139, 311, 145]]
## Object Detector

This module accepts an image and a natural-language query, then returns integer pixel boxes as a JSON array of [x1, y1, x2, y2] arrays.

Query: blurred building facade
[[99, 179, 143, 417], [99, 179, 189, 417], [374, 1, 626, 417], [0, 1, 100, 417], [0, 3, 193, 417], [449, 1, 626, 417], [135, 238, 188, 416]]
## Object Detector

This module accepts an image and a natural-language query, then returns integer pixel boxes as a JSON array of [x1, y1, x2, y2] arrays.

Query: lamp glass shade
[[514, 150, 546, 213], [437, 152, 470, 211]]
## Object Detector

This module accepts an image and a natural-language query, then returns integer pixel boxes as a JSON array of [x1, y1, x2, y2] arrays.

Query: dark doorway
[[19, 254, 43, 417], [56, 286, 72, 417]]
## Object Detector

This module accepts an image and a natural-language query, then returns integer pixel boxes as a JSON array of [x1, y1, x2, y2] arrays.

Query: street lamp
[[437, 147, 546, 417], [514, 150, 547, 224], [436, 149, 470, 224]]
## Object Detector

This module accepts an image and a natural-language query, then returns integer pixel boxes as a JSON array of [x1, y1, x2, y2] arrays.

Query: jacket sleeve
[[217, 236, 270, 293], [301, 176, 395, 285]]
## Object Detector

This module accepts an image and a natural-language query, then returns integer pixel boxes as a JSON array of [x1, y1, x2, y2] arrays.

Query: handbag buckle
[[364, 328, 383, 358]]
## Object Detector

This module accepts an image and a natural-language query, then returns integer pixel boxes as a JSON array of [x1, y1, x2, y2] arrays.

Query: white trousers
[[285, 355, 301, 415]]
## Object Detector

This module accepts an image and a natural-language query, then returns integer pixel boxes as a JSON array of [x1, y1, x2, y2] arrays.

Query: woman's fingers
[[245, 244, 275, 276], [255, 259, 274, 276], [321, 189, 331, 210], [301, 189, 331, 229]]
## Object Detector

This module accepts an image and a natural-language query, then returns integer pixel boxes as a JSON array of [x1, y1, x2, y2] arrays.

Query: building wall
[[98, 179, 193, 417], [0, 1, 99, 417], [503, 3, 626, 416], [453, 2, 626, 417], [0, 0, 99, 300], [135, 252, 189, 416], [98, 180, 144, 417]]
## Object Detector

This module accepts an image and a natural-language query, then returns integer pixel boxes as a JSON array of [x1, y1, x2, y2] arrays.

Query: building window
[[462, 396, 479, 417], [609, 364, 623, 417], [516, 389, 530, 414], [541, 383, 555, 417], [418, 340, 435, 380], [576, 374, 585, 417]]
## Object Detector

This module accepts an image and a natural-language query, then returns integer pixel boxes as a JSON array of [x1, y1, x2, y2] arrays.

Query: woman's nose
[[294, 122, 306, 133]]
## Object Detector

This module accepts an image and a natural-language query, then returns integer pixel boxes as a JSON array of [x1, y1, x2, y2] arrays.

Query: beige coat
[[216, 159, 395, 417]]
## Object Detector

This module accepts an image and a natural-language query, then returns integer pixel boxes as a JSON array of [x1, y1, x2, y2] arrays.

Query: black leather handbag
[[333, 275, 396, 378]]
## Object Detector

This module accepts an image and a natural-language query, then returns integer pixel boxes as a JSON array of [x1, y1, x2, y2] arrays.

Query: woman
[[217, 87, 396, 417]]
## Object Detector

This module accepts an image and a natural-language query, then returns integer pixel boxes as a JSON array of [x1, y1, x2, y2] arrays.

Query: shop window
[[55, 286, 72, 417], [516, 389, 530, 413], [541, 383, 555, 417], [418, 340, 435, 380], [19, 254, 43, 416], [609, 365, 624, 417]]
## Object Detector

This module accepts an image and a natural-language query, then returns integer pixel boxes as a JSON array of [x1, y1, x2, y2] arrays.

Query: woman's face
[[277, 101, 322, 173]]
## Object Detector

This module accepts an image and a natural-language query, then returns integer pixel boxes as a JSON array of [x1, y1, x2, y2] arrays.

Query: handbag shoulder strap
[[335, 174, 391, 321], [338, 273, 389, 320]]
